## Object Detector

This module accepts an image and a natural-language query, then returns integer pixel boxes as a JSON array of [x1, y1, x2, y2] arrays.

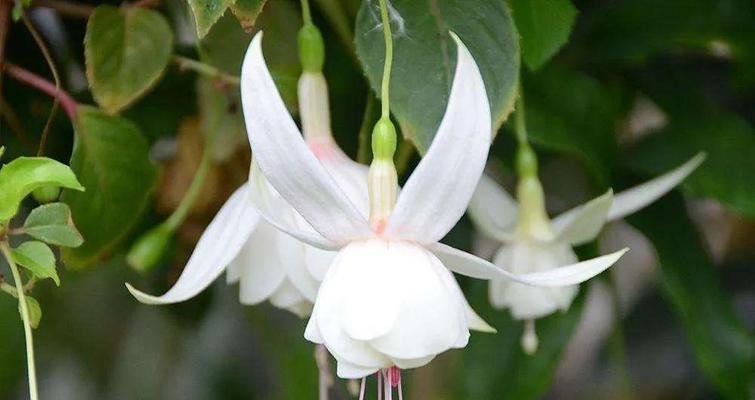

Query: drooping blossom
[[468, 152, 704, 352], [241, 31, 627, 378]]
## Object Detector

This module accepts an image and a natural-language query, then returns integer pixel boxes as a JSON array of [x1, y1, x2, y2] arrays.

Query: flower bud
[[516, 144, 538, 178], [32, 186, 61, 203], [127, 223, 173, 273], [298, 24, 325, 72], [371, 117, 397, 161]]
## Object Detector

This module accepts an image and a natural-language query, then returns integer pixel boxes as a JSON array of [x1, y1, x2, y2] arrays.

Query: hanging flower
[[126, 58, 368, 318], [240, 31, 627, 378], [468, 152, 705, 353]]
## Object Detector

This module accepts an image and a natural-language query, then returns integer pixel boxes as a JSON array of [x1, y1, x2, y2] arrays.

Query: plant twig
[[4, 62, 78, 120], [1, 242, 39, 400], [22, 11, 62, 156], [172, 55, 240, 86]]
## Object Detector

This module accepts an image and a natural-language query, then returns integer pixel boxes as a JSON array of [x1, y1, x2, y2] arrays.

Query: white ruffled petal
[[608, 153, 705, 221], [430, 242, 627, 287], [369, 243, 464, 360], [390, 355, 436, 370], [384, 33, 492, 244], [551, 190, 613, 246], [276, 229, 319, 302], [489, 242, 579, 319], [335, 358, 382, 379], [241, 32, 371, 245], [127, 184, 260, 304], [468, 174, 519, 241]]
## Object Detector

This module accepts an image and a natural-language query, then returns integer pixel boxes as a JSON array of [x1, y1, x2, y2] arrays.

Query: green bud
[[127, 224, 173, 273], [516, 144, 538, 178], [32, 186, 61, 204], [298, 24, 325, 72], [371, 117, 397, 160]]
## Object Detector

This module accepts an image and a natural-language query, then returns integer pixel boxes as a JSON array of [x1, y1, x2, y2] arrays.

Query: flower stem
[[514, 88, 527, 146], [357, 94, 378, 163], [171, 55, 240, 86], [1, 241, 38, 400], [377, 0, 393, 119], [163, 144, 212, 231], [300, 0, 312, 25]]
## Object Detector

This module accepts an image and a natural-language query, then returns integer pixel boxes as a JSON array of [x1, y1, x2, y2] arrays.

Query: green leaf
[[230, 0, 267, 32], [61, 106, 158, 269], [624, 113, 755, 217], [509, 0, 577, 70], [457, 282, 586, 399], [21, 296, 42, 329], [355, 0, 520, 153], [189, 0, 234, 38], [12, 241, 59, 286], [0, 157, 84, 221], [628, 193, 755, 399], [23, 203, 84, 248], [85, 5, 173, 114], [524, 67, 626, 186]]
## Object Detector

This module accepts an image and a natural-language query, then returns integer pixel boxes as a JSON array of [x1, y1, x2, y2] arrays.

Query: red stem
[[4, 63, 77, 121]]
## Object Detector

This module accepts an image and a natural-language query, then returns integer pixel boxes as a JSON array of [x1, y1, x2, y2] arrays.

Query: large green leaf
[[12, 241, 59, 286], [355, 0, 520, 152], [61, 106, 158, 269], [85, 5, 173, 114], [628, 193, 754, 399], [23, 202, 84, 248], [0, 157, 84, 221], [624, 113, 755, 217], [456, 281, 586, 399], [524, 67, 625, 186], [509, 0, 577, 71], [189, 0, 235, 38]]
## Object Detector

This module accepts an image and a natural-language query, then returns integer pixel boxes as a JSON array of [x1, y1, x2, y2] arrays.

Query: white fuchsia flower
[[125, 60, 368, 318], [241, 31, 626, 378], [468, 151, 704, 352]]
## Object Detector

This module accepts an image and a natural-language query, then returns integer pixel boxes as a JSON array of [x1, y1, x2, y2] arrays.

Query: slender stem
[[0, 0, 11, 94], [163, 144, 211, 231], [4, 62, 77, 120], [1, 242, 38, 400], [300, 0, 312, 25], [130, 0, 160, 8], [171, 55, 240, 86], [22, 11, 62, 156], [1, 280, 17, 296], [315, 344, 331, 400], [377, 0, 393, 119], [514, 89, 527, 145], [357, 94, 377, 164]]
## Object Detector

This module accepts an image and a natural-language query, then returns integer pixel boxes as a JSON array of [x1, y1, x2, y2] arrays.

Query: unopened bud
[[298, 24, 325, 72], [127, 224, 173, 273], [32, 186, 61, 203], [371, 117, 397, 161]]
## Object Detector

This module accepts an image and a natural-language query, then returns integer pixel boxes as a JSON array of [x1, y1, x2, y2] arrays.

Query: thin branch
[[172, 55, 240, 86], [4, 63, 78, 120], [129, 0, 161, 8], [22, 11, 62, 156]]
